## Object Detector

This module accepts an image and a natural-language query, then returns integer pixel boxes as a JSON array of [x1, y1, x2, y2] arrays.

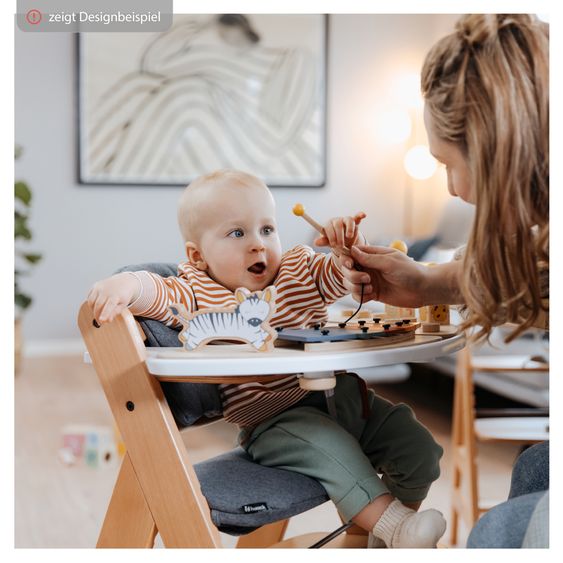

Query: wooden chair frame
[[449, 346, 549, 546], [78, 302, 367, 548]]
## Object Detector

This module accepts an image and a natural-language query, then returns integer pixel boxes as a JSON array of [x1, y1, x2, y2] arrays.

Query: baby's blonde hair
[[421, 14, 549, 342], [177, 169, 271, 242]]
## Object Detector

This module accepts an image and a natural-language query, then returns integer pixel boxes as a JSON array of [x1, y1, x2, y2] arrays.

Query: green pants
[[240, 373, 443, 521]]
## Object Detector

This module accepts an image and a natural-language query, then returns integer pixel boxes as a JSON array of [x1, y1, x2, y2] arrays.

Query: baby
[[88, 169, 446, 548]]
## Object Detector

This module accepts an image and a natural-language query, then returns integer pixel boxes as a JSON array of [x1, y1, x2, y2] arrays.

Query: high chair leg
[[98, 453, 157, 548], [79, 302, 222, 548]]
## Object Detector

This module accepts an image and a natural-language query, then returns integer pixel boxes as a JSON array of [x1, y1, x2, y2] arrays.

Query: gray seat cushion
[[195, 449, 328, 535], [116, 263, 329, 535]]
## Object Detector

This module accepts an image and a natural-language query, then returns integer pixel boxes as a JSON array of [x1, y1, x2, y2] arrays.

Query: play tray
[[275, 322, 419, 344]]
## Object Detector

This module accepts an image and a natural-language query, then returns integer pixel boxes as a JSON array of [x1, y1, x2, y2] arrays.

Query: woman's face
[[424, 104, 474, 204]]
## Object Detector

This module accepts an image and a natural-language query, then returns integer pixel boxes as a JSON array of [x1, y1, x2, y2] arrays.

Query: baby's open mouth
[[247, 262, 266, 274]]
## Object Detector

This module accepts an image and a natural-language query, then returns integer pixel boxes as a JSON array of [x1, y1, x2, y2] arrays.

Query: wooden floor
[[14, 355, 522, 548]]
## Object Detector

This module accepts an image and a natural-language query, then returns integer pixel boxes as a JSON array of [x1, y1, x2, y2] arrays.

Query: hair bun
[[456, 14, 536, 48]]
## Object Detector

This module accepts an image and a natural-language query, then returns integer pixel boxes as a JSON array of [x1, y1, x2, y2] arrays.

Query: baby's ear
[[185, 241, 208, 270]]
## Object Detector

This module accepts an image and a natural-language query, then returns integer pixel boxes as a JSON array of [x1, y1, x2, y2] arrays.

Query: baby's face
[[196, 183, 282, 292]]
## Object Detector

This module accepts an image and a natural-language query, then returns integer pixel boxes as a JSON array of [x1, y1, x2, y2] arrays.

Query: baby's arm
[[307, 212, 367, 302], [88, 272, 141, 324], [87, 270, 195, 326]]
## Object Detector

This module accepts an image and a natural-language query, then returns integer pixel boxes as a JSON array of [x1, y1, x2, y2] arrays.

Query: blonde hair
[[421, 14, 549, 341], [177, 169, 271, 242]]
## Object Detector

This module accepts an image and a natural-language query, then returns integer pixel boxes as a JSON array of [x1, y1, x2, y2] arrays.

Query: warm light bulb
[[373, 109, 411, 145], [403, 145, 437, 180]]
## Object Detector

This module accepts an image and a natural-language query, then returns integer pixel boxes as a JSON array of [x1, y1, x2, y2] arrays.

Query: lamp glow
[[403, 145, 437, 180], [395, 73, 423, 109], [374, 109, 411, 145]]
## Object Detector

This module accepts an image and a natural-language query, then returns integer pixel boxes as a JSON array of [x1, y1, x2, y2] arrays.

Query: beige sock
[[367, 532, 386, 548], [372, 499, 446, 548]]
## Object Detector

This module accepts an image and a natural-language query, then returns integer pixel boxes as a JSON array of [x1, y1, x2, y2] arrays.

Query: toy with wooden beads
[[275, 317, 421, 352]]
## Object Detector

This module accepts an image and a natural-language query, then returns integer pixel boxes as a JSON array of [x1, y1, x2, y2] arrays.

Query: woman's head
[[421, 14, 549, 340]]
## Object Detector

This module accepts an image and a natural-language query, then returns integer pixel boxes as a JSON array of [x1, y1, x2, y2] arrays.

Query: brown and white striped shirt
[[129, 245, 348, 428]]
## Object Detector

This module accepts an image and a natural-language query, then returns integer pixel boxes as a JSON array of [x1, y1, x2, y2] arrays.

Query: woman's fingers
[[350, 245, 392, 270], [341, 263, 371, 284]]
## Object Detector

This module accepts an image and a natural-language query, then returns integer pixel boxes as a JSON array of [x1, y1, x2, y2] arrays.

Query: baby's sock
[[371, 499, 446, 548], [367, 532, 386, 548]]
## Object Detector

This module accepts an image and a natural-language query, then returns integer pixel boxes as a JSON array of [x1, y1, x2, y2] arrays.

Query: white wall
[[15, 14, 459, 344]]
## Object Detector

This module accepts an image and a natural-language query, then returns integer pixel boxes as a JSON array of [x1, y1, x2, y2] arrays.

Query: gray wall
[[15, 14, 459, 344]]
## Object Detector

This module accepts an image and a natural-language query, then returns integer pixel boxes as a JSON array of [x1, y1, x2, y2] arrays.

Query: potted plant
[[15, 146, 42, 373]]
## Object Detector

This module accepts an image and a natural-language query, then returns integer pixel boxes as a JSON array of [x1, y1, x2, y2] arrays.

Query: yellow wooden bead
[[389, 239, 408, 254]]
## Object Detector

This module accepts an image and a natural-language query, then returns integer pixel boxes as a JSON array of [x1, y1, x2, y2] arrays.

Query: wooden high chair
[[78, 298, 369, 548], [449, 346, 549, 546]]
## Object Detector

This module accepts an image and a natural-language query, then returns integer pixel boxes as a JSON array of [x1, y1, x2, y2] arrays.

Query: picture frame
[[77, 14, 328, 187]]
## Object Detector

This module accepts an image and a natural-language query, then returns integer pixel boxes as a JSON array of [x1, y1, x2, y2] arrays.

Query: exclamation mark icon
[[26, 9, 43, 25]]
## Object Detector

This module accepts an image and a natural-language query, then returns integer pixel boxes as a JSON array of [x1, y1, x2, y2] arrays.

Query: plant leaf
[[15, 293, 32, 310], [23, 253, 42, 264], [15, 214, 32, 240], [15, 181, 32, 206]]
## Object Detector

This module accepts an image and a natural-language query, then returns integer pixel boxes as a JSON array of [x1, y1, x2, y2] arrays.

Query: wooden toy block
[[419, 304, 450, 325], [384, 304, 416, 319], [169, 286, 278, 352], [60, 424, 117, 468]]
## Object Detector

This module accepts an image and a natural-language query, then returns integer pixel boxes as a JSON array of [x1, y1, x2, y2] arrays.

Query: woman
[[338, 14, 549, 548]]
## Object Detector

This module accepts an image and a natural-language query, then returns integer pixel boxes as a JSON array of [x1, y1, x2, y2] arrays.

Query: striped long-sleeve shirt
[[129, 245, 348, 428]]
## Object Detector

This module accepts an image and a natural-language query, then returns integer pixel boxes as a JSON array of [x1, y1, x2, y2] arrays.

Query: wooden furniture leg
[[98, 453, 157, 548], [449, 348, 479, 545], [78, 303, 222, 548], [236, 520, 289, 548]]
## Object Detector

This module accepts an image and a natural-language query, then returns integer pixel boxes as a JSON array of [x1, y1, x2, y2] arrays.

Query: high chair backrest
[[117, 263, 223, 428]]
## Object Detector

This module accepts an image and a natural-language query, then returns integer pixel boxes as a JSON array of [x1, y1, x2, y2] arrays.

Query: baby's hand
[[314, 212, 366, 253], [87, 272, 141, 324]]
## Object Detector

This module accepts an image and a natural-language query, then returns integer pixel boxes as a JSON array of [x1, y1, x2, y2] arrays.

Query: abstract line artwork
[[78, 14, 327, 186]]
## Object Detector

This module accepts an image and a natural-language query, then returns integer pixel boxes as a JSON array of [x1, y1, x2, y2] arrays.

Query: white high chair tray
[[142, 332, 465, 379]]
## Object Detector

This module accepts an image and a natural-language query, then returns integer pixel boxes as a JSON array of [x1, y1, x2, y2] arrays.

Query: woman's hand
[[87, 272, 141, 324], [340, 245, 429, 307], [342, 245, 464, 306]]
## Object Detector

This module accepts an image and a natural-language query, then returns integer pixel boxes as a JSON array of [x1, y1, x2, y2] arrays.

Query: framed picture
[[77, 14, 328, 187]]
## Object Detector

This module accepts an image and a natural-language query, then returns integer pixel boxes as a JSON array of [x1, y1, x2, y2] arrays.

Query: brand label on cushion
[[241, 503, 268, 513]]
